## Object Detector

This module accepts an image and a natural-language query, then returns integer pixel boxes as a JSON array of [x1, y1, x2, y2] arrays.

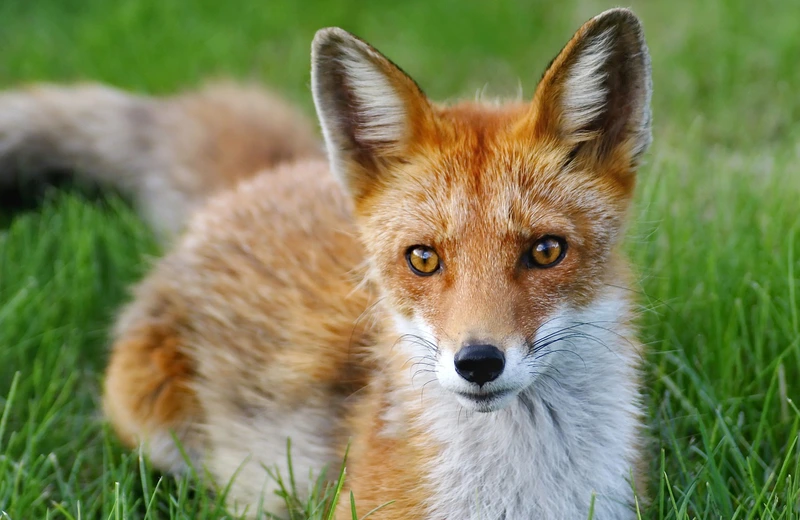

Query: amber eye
[[524, 236, 567, 268], [406, 245, 441, 276]]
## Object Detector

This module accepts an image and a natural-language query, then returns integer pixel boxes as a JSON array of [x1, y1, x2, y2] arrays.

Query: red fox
[[1, 8, 652, 519]]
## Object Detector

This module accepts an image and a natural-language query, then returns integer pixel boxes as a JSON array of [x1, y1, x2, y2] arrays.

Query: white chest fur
[[419, 378, 641, 519], [394, 292, 644, 519]]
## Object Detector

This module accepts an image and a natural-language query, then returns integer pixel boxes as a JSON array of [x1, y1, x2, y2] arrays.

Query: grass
[[0, 0, 798, 518]]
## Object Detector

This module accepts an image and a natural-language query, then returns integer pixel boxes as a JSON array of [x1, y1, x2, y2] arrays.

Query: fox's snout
[[420, 329, 536, 411]]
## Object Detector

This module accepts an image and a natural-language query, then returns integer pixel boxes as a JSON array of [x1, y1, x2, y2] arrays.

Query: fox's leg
[[103, 299, 205, 474]]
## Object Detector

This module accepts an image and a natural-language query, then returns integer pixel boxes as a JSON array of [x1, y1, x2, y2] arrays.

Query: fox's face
[[312, 10, 651, 412]]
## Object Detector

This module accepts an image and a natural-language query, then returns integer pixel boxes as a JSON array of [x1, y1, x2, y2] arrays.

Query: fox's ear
[[532, 8, 652, 165], [311, 28, 431, 199]]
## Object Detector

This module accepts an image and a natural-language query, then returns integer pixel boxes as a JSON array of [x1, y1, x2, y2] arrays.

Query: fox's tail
[[0, 82, 322, 237]]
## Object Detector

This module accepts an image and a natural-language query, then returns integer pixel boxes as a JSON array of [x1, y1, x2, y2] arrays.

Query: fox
[[0, 8, 652, 519]]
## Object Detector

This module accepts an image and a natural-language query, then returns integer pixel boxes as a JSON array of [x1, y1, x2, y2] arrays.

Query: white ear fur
[[311, 28, 425, 194], [335, 44, 408, 146], [561, 30, 614, 136], [537, 8, 652, 162]]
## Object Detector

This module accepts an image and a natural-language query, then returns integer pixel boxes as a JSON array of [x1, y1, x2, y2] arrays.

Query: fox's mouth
[[455, 389, 514, 412]]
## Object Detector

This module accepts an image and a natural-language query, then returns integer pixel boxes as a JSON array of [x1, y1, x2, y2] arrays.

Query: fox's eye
[[406, 245, 440, 276], [524, 236, 567, 268]]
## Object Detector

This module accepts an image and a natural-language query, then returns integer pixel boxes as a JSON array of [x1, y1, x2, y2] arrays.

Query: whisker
[[529, 370, 565, 391], [412, 369, 436, 384], [420, 377, 438, 403], [601, 282, 677, 315], [397, 333, 440, 354]]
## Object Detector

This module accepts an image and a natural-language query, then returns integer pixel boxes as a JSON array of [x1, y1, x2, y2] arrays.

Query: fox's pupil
[[407, 246, 440, 275], [528, 237, 565, 268], [537, 242, 556, 259]]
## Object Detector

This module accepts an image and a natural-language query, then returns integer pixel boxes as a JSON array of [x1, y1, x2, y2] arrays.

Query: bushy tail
[[0, 82, 322, 237]]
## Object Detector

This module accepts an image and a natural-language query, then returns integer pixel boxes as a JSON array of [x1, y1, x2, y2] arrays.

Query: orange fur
[[103, 323, 197, 447]]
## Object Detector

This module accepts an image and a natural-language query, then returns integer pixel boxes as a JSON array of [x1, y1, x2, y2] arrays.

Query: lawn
[[1, 0, 799, 518]]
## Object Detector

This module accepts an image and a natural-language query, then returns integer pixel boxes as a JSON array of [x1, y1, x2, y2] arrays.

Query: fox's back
[[122, 157, 375, 392]]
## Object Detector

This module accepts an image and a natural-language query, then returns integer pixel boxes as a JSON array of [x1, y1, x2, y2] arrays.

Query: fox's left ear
[[311, 28, 432, 200], [532, 8, 652, 166]]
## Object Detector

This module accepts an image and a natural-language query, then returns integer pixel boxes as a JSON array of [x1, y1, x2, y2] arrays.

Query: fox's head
[[311, 9, 651, 412]]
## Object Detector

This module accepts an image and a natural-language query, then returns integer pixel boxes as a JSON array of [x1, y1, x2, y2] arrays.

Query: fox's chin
[[454, 389, 518, 413]]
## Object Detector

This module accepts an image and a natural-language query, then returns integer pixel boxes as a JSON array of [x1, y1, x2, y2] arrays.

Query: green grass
[[1, 0, 799, 518]]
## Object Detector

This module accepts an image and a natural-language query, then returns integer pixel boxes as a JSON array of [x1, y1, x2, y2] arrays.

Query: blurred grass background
[[0, 0, 798, 518]]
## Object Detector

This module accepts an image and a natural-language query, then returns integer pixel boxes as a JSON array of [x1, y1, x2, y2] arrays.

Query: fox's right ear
[[311, 28, 432, 200]]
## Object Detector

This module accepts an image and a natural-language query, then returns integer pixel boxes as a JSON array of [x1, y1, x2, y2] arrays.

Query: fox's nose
[[454, 344, 505, 386]]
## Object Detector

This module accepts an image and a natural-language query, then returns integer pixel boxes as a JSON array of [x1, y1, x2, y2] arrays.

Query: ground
[[0, 0, 799, 518]]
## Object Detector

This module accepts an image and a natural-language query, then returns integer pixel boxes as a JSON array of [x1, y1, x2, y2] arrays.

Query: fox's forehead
[[357, 100, 634, 253], [398, 155, 574, 240], [380, 134, 610, 239]]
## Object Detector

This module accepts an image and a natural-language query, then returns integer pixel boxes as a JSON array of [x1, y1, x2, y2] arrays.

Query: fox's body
[[2, 9, 653, 519]]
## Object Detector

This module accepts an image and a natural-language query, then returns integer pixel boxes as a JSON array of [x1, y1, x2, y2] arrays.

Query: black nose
[[454, 344, 505, 385]]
